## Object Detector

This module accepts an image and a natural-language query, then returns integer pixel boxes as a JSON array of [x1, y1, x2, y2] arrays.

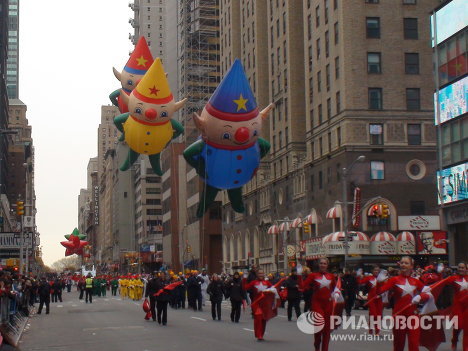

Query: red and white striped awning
[[371, 231, 397, 242], [279, 222, 290, 232], [267, 225, 279, 235], [348, 231, 370, 241], [397, 231, 415, 241], [322, 231, 345, 243], [291, 217, 303, 228], [326, 205, 342, 219], [305, 209, 319, 224]]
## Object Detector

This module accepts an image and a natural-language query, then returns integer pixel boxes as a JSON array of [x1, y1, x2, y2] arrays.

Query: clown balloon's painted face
[[119, 70, 144, 92], [127, 97, 176, 124], [198, 108, 262, 147]]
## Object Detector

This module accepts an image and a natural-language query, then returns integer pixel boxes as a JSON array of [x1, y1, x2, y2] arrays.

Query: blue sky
[[19, 1, 132, 265]]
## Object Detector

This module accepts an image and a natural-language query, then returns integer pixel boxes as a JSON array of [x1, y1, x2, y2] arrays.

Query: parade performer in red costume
[[378, 256, 424, 351], [244, 270, 282, 341], [303, 257, 341, 351], [357, 265, 384, 335], [414, 262, 467, 351]]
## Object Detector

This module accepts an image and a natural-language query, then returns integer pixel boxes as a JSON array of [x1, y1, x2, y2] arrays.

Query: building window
[[334, 0, 338, 9], [326, 64, 330, 91], [283, 41, 287, 63], [327, 98, 331, 119], [319, 171, 323, 189], [367, 52, 381, 73], [337, 127, 341, 147], [368, 88, 382, 110], [370, 123, 383, 145], [336, 91, 341, 113], [334, 22, 339, 44], [408, 124, 421, 145], [276, 19, 280, 37], [335, 56, 340, 79], [370, 161, 385, 180], [410, 201, 425, 215], [283, 12, 286, 34], [366, 17, 380, 38], [405, 53, 419, 74], [406, 88, 420, 111], [309, 77, 314, 103], [315, 6, 320, 27], [324, 0, 329, 24], [307, 15, 312, 39], [403, 18, 418, 39], [317, 71, 321, 92], [366, 0, 379, 3], [325, 31, 329, 57], [308, 45, 313, 71], [316, 38, 321, 59]]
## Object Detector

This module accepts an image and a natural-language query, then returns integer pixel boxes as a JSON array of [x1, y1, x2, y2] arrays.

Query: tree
[[51, 256, 82, 273]]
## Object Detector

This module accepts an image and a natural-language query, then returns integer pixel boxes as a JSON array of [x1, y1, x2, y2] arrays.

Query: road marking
[[191, 317, 207, 322], [104, 299, 109, 301], [277, 315, 287, 318], [83, 326, 145, 332], [71, 304, 77, 307], [57, 305, 63, 308], [243, 328, 254, 332]]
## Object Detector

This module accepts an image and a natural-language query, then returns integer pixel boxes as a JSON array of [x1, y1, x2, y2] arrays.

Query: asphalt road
[[18, 290, 456, 351]]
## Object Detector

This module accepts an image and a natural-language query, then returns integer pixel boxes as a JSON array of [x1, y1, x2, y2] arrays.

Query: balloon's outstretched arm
[[109, 89, 120, 107], [170, 119, 184, 140], [183, 139, 204, 169], [114, 113, 130, 133], [258, 138, 271, 159]]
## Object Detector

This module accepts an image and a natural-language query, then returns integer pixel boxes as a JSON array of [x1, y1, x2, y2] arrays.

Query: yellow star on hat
[[233, 94, 248, 112]]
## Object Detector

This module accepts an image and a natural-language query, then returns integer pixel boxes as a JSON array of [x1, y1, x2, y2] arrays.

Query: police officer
[[85, 273, 93, 303], [284, 268, 302, 321], [145, 272, 159, 321], [155, 272, 171, 325], [37, 277, 51, 315]]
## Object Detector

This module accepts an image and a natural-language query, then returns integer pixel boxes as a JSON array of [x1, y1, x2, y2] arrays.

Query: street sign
[[0, 233, 32, 248], [23, 216, 34, 228]]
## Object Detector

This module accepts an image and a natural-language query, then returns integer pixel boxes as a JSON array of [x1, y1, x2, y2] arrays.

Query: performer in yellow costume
[[114, 58, 186, 176], [119, 277, 129, 299], [134, 278, 144, 301]]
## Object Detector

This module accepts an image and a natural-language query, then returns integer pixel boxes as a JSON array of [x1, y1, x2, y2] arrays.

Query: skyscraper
[[6, 0, 19, 98]]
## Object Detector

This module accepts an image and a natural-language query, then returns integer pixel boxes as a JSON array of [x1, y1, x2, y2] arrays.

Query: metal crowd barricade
[[0, 291, 33, 347]]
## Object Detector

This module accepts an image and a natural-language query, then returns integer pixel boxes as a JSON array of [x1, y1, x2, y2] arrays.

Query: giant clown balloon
[[114, 58, 186, 175], [109, 36, 154, 114], [183, 59, 274, 217]]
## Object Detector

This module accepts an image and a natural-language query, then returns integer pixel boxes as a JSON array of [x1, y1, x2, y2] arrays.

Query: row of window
[[366, 17, 418, 39], [370, 123, 422, 146], [368, 87, 421, 110], [368, 52, 420, 75], [366, 0, 417, 4]]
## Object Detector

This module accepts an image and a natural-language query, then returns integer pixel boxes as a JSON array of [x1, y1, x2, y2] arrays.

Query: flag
[[250, 278, 286, 322], [154, 281, 183, 297]]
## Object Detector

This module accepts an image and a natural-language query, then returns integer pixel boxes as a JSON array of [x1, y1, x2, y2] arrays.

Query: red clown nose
[[145, 109, 157, 120], [235, 127, 250, 143]]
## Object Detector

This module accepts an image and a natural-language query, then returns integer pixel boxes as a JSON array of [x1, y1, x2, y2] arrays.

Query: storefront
[[445, 203, 468, 264]]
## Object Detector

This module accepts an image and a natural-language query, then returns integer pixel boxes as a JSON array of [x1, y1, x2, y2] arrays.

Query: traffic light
[[16, 201, 24, 216], [303, 222, 311, 234], [370, 204, 381, 217], [381, 204, 390, 218]]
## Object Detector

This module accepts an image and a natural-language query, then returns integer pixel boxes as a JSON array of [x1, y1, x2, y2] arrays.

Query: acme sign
[[398, 216, 440, 230]]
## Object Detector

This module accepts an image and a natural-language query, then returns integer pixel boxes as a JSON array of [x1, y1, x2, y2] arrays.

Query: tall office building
[[129, 0, 167, 61], [6, 0, 18, 98], [221, 0, 440, 273], [175, 0, 222, 273], [97, 105, 120, 178], [432, 0, 468, 264]]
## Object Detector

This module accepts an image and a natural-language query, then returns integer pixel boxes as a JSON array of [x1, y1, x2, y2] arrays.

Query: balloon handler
[[183, 59, 274, 217], [114, 58, 186, 176]]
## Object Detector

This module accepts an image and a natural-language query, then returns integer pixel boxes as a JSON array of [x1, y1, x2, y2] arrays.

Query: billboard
[[437, 162, 468, 205], [431, 0, 468, 47], [416, 231, 447, 255], [398, 216, 441, 231], [434, 76, 467, 125]]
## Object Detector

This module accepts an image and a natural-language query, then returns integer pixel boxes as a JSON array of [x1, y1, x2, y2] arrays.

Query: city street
[[18, 290, 455, 351]]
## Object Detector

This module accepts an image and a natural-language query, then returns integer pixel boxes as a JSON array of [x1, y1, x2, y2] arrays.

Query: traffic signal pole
[[19, 215, 24, 275]]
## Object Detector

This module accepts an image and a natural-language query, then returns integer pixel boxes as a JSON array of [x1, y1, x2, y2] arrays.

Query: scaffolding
[[178, 0, 220, 144]]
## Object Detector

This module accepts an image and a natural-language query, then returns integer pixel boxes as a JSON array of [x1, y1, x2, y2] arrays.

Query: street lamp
[[342, 155, 366, 269]]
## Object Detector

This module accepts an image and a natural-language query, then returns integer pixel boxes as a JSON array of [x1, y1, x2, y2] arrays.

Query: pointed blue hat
[[206, 59, 258, 121]]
